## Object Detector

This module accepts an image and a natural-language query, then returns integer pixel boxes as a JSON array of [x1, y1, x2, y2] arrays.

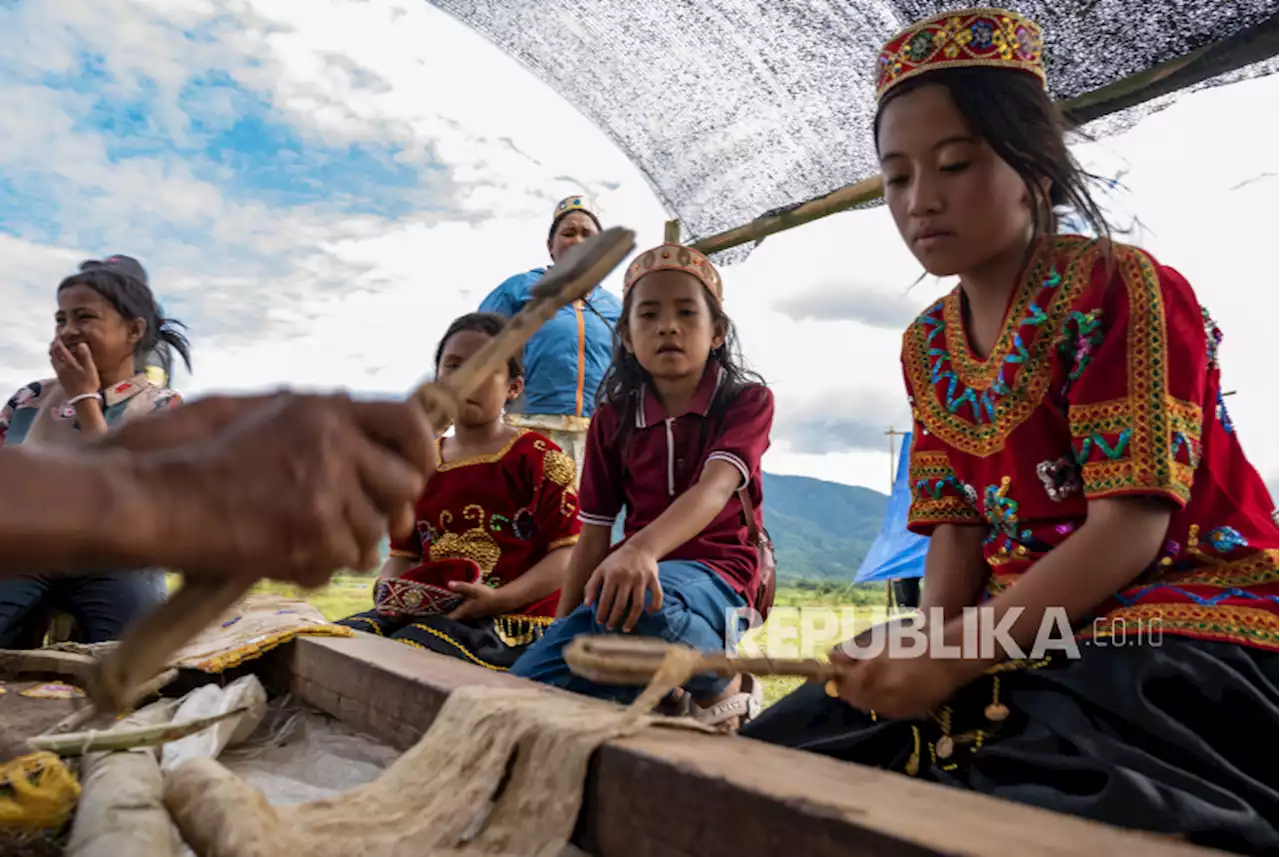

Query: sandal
[[688, 674, 763, 733]]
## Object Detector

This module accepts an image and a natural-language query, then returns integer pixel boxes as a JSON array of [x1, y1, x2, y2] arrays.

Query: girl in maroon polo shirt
[[510, 243, 773, 731]]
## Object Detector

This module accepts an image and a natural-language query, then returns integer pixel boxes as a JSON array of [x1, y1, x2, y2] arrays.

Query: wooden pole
[[885, 426, 905, 492], [884, 425, 906, 614], [663, 219, 681, 243], [687, 18, 1277, 257], [690, 175, 882, 256]]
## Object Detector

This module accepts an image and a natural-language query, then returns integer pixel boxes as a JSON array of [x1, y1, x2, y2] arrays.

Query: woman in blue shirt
[[479, 196, 622, 479]]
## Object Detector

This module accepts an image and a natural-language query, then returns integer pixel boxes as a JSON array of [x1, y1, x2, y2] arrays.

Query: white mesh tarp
[[426, 1, 1276, 261]]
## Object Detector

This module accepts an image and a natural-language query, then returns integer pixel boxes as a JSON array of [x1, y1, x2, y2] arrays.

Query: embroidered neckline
[[904, 236, 1104, 456], [940, 241, 1055, 389], [436, 428, 529, 471]]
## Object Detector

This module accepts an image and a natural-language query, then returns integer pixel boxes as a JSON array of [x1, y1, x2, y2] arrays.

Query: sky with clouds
[[1, 0, 1276, 498]]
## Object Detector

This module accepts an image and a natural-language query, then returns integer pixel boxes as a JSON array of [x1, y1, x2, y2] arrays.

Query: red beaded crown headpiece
[[875, 8, 1046, 102], [623, 243, 723, 305]]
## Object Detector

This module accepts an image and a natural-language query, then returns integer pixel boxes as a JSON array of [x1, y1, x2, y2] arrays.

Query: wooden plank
[[278, 632, 529, 749], [271, 634, 1226, 856], [0, 648, 98, 683]]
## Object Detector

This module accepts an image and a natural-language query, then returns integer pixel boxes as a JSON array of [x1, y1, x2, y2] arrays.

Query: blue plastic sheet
[[854, 432, 929, 583]]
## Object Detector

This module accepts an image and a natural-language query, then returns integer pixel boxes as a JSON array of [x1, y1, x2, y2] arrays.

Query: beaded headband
[[552, 195, 597, 224], [623, 243, 723, 305], [875, 8, 1046, 102]]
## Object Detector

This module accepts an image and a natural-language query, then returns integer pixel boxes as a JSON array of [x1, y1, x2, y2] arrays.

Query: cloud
[[0, 0, 1275, 499], [774, 282, 929, 330], [772, 390, 912, 456], [0, 0, 670, 402]]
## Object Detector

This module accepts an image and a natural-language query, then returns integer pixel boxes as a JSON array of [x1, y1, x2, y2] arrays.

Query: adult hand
[[98, 393, 285, 452], [50, 339, 101, 398], [129, 393, 438, 587]]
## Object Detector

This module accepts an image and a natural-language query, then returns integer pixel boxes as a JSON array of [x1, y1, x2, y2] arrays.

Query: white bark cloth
[[163, 685, 694, 857]]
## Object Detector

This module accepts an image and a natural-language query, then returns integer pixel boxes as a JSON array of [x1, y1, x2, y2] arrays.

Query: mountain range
[[612, 472, 891, 582], [760, 473, 890, 581]]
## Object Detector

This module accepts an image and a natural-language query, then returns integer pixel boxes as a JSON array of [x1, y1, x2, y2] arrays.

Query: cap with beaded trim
[[875, 8, 1046, 103], [623, 243, 723, 304], [552, 195, 597, 223]]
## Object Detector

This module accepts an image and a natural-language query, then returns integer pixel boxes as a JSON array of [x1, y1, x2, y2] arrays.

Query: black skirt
[[336, 610, 551, 671], [741, 636, 1278, 856]]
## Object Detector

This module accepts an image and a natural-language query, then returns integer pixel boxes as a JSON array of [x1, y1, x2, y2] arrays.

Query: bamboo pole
[[1058, 14, 1277, 127], [688, 18, 1277, 257], [689, 175, 882, 256]]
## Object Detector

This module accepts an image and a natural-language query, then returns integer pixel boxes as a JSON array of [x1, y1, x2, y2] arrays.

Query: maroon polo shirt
[[578, 364, 774, 603]]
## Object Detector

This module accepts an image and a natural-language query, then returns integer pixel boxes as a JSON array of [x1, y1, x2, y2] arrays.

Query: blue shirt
[[479, 269, 622, 418]]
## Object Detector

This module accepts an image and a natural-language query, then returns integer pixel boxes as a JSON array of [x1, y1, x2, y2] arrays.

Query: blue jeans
[[510, 560, 747, 703], [0, 571, 165, 648]]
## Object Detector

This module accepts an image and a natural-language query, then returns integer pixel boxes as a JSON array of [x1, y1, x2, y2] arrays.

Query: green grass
[[198, 575, 889, 710]]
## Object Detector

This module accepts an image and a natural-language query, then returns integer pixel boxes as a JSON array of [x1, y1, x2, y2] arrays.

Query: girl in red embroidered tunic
[[337, 313, 580, 669], [743, 10, 1277, 855]]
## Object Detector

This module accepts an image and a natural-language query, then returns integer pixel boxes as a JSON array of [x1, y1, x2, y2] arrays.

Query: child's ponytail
[[149, 310, 193, 377]]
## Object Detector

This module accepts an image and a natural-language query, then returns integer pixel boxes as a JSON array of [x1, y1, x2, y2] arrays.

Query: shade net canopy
[[427, 1, 1276, 262]]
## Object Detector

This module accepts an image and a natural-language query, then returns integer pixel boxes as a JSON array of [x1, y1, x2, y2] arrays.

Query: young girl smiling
[[0, 255, 188, 645]]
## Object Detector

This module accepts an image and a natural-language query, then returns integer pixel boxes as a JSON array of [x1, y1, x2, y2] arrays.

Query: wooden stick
[[564, 636, 846, 686], [29, 707, 250, 757], [689, 174, 883, 257], [88, 226, 636, 714], [46, 669, 177, 736]]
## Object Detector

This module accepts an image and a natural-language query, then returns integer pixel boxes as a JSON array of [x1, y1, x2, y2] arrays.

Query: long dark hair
[[434, 311, 523, 379], [874, 67, 1111, 244], [57, 268, 192, 376], [597, 284, 764, 446]]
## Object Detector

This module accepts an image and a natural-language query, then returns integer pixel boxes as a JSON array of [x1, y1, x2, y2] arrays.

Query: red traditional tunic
[[902, 235, 1279, 651], [387, 429, 581, 618]]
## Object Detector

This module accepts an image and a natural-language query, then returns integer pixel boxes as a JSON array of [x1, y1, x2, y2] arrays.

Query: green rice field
[[198, 574, 893, 709]]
